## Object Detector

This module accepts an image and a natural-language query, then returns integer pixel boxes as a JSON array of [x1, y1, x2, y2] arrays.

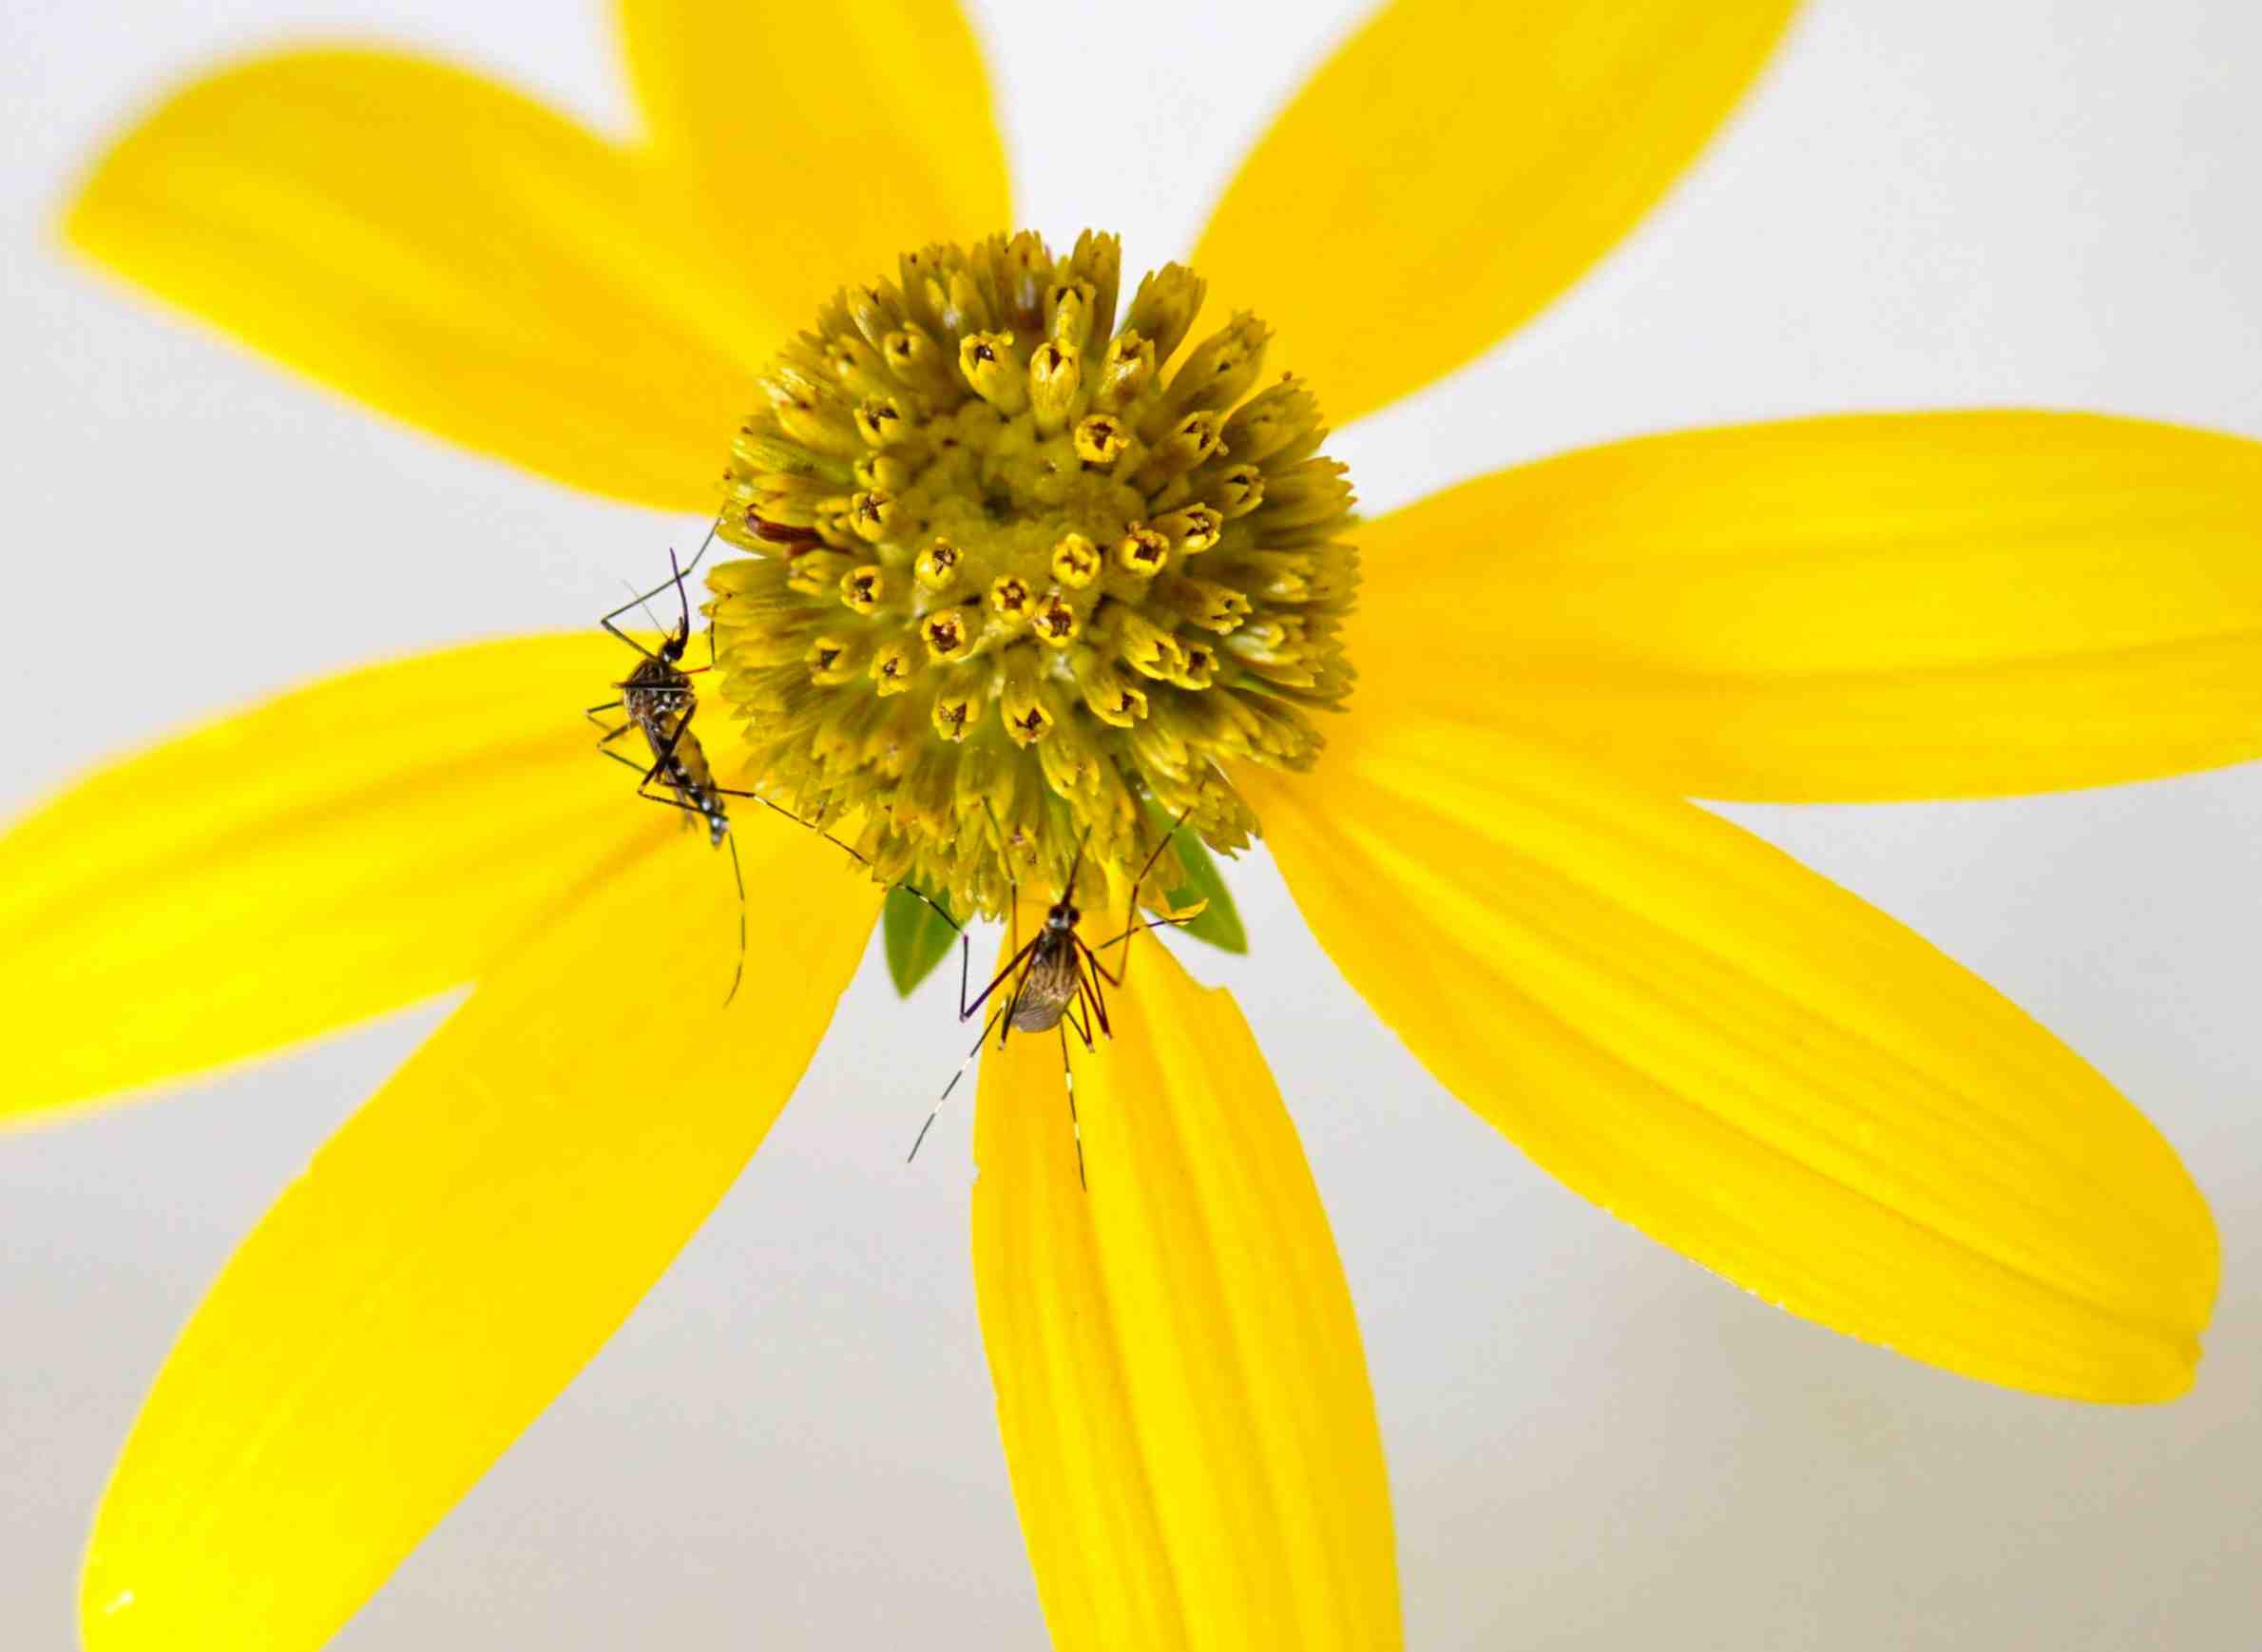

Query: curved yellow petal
[[971, 928, 1399, 1651], [1358, 413, 2262, 799], [79, 821, 880, 1652], [619, 0, 1010, 311], [1243, 718, 2218, 1403], [1192, 0, 1797, 422], [0, 634, 691, 1124], [64, 49, 770, 509]]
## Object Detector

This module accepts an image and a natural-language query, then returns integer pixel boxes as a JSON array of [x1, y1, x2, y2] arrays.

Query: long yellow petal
[[1358, 413, 2262, 799], [0, 635, 687, 1124], [971, 929, 1400, 1651], [65, 49, 769, 509], [618, 0, 1010, 313], [79, 821, 880, 1652], [1192, 0, 1797, 423], [1243, 718, 2218, 1402]]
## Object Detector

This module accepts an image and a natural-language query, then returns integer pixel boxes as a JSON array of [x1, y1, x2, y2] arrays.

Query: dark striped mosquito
[[585, 526, 864, 1005], [907, 801, 1205, 1187]]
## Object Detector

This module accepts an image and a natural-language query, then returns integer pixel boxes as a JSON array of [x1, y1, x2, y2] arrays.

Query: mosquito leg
[[636, 765, 689, 808], [908, 1007, 1006, 1162], [995, 964, 1032, 1052], [1059, 1023, 1086, 1191], [597, 517, 723, 650], [675, 517, 722, 587], [955, 927, 981, 1021], [962, 935, 1041, 1025], [722, 830, 747, 1008], [1076, 949, 1111, 1041], [599, 615, 664, 661], [702, 556, 720, 676], [643, 711, 691, 777], [881, 880, 959, 931], [631, 788, 705, 819], [1115, 797, 1201, 983], [1084, 912, 1201, 971], [800, 810, 868, 869], [981, 798, 1019, 953], [711, 784, 872, 869], [615, 742, 700, 819], [601, 582, 675, 663], [1064, 975, 1100, 1051]]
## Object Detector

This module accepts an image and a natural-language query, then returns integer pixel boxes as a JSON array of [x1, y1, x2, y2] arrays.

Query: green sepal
[[883, 882, 961, 997], [1141, 801, 1248, 955]]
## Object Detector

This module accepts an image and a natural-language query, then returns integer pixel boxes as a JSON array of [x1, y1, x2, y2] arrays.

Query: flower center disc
[[710, 230, 1357, 918]]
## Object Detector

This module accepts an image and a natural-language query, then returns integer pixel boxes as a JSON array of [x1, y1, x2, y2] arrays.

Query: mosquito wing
[[1008, 932, 1083, 1033]]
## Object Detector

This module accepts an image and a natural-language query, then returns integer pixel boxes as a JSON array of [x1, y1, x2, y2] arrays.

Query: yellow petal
[[80, 821, 880, 1652], [1192, 0, 1797, 422], [1243, 718, 2218, 1402], [0, 634, 686, 1124], [64, 49, 770, 509], [619, 0, 1010, 312], [1360, 413, 2262, 799], [971, 926, 1400, 1651]]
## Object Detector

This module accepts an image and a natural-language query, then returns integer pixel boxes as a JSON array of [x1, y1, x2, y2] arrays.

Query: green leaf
[[882, 882, 961, 997], [1141, 802, 1248, 955]]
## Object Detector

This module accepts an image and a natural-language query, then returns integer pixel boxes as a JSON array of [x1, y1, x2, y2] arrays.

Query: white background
[[3, 1, 2259, 1646]]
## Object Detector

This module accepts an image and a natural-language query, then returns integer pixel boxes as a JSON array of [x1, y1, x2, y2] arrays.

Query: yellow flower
[[14, 1, 2261, 1648]]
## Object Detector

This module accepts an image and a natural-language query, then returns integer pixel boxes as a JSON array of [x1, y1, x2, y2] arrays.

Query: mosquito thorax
[[706, 230, 1358, 920]]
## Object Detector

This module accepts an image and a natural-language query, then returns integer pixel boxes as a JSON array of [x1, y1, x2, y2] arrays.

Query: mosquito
[[585, 520, 721, 747], [586, 528, 865, 1005], [907, 799, 1205, 1187]]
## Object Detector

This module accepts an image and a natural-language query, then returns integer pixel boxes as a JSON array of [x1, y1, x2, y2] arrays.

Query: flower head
[[711, 232, 1354, 913]]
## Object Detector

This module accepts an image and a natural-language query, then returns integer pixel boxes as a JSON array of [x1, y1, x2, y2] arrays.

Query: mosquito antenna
[[1063, 823, 1095, 903], [640, 514, 723, 605], [982, 798, 1022, 962], [607, 514, 725, 624], [667, 544, 691, 640], [651, 515, 723, 626]]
